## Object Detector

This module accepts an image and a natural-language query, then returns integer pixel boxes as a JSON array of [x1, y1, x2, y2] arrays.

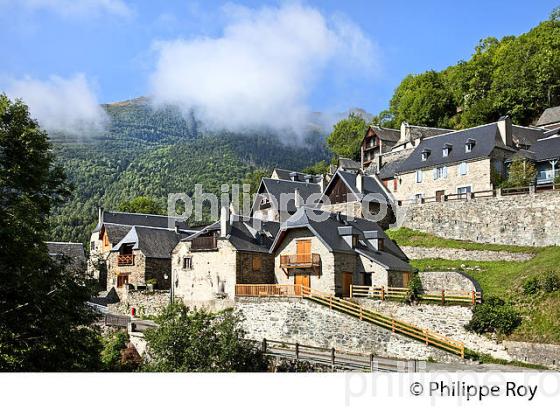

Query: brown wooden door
[[342, 272, 353, 297], [294, 273, 310, 295], [436, 190, 445, 202], [296, 239, 311, 264], [402, 272, 411, 288], [117, 273, 129, 288]]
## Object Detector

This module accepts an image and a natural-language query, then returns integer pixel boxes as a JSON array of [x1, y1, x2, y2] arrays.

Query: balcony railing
[[279, 253, 320, 269], [191, 236, 218, 251], [235, 284, 303, 297], [117, 254, 134, 266]]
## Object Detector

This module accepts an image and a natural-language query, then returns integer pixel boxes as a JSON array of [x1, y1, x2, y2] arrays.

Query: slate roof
[[270, 208, 410, 271], [227, 217, 280, 252], [397, 123, 511, 174], [511, 125, 545, 147], [273, 168, 305, 181], [338, 158, 361, 170], [103, 224, 134, 244], [113, 226, 188, 258], [46, 242, 86, 261], [368, 126, 400, 142], [256, 178, 322, 213], [525, 135, 560, 162], [324, 170, 391, 203], [93, 210, 189, 232], [536, 106, 560, 126], [377, 149, 413, 180]]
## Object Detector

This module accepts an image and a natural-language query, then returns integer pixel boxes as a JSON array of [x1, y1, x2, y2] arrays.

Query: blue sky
[[0, 0, 557, 134]]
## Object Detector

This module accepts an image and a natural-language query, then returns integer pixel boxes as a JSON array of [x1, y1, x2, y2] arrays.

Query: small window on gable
[[183, 256, 193, 270], [252, 255, 262, 272]]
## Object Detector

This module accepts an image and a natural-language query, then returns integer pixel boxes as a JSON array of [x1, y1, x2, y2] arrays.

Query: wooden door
[[342, 272, 353, 297], [296, 239, 311, 264], [436, 190, 445, 202], [117, 273, 129, 288], [294, 273, 310, 295], [402, 272, 411, 288]]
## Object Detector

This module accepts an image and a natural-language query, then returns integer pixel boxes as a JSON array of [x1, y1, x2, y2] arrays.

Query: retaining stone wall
[[401, 246, 533, 262], [503, 341, 560, 369]]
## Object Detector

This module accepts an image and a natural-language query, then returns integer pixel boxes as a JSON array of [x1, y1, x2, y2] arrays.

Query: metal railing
[[350, 285, 482, 305]]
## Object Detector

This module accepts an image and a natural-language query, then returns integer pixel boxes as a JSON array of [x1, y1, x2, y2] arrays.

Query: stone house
[[89, 208, 192, 289], [390, 117, 546, 203], [360, 125, 400, 169], [108, 226, 189, 291], [270, 208, 412, 297], [172, 207, 280, 309], [320, 168, 395, 228]]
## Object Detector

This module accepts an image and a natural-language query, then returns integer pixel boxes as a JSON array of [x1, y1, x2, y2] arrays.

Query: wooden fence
[[350, 285, 481, 305], [235, 284, 303, 297]]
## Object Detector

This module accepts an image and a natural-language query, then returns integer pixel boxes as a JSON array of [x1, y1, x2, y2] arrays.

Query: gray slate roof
[[511, 125, 545, 147], [338, 158, 361, 170], [271, 208, 410, 271], [377, 149, 413, 180], [227, 217, 280, 253], [103, 224, 134, 244], [47, 242, 86, 261], [525, 135, 560, 162], [323, 169, 391, 203], [94, 210, 189, 232], [369, 126, 400, 142], [113, 226, 188, 258], [257, 178, 322, 213], [536, 106, 560, 126], [397, 123, 510, 174]]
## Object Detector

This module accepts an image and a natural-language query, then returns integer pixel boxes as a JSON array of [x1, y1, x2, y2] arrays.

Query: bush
[[465, 297, 522, 335], [101, 331, 129, 371], [523, 277, 541, 295], [404, 272, 423, 304], [542, 272, 560, 293]]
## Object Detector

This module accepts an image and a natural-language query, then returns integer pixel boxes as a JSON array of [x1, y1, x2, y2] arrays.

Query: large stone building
[[172, 207, 280, 309]]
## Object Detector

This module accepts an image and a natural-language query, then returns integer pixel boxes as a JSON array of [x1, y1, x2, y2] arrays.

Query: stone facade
[[236, 297, 461, 362], [107, 250, 171, 291], [108, 289, 170, 317], [503, 340, 560, 370], [172, 239, 275, 310], [401, 246, 534, 262], [398, 191, 560, 246], [394, 158, 494, 203]]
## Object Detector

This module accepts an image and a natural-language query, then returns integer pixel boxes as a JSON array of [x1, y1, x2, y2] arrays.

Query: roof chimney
[[400, 121, 409, 142], [294, 188, 304, 209], [220, 204, 230, 238], [356, 172, 364, 193], [98, 206, 104, 223], [497, 116, 513, 147]]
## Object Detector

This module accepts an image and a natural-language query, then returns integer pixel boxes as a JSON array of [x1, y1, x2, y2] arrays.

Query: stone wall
[[401, 246, 533, 262], [354, 299, 511, 360], [235, 297, 461, 362], [108, 289, 170, 317], [397, 191, 560, 246], [503, 341, 560, 370], [107, 251, 172, 290], [418, 271, 480, 292]]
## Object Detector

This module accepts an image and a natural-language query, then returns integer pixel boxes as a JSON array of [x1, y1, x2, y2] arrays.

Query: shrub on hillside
[[101, 331, 129, 371], [405, 272, 423, 304], [523, 277, 541, 295], [542, 272, 560, 293], [465, 297, 522, 336]]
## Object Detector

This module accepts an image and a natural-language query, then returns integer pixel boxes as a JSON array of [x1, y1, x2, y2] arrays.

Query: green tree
[[504, 155, 537, 187], [326, 113, 368, 160], [118, 196, 164, 215], [143, 303, 269, 372], [0, 95, 102, 371], [302, 160, 329, 176]]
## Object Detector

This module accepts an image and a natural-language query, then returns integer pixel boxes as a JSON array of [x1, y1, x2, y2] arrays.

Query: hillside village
[[46, 105, 560, 371]]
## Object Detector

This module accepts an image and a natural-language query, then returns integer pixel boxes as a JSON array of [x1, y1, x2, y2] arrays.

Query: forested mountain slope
[[49, 98, 330, 244]]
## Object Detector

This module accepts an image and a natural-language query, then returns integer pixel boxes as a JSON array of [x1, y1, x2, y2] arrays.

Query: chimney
[[294, 188, 304, 209], [220, 204, 230, 237], [337, 226, 355, 248], [497, 116, 513, 147], [364, 230, 384, 251], [400, 121, 409, 142], [356, 172, 364, 193], [98, 206, 104, 223], [317, 175, 325, 192]]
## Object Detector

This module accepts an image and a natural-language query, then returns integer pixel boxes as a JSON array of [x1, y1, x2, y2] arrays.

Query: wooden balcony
[[191, 236, 218, 251], [235, 284, 304, 297], [280, 253, 320, 269], [117, 254, 134, 266]]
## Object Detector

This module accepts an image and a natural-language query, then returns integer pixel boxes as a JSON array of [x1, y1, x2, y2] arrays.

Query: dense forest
[[375, 11, 560, 129], [49, 97, 330, 244]]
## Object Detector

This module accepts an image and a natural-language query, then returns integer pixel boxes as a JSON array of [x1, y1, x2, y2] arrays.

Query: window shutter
[[443, 167, 448, 178], [433, 168, 437, 180]]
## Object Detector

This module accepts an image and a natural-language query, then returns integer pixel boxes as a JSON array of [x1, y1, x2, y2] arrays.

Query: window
[[459, 162, 468, 176], [90, 241, 96, 251], [362, 272, 372, 287], [352, 235, 359, 248], [416, 170, 423, 183], [443, 145, 451, 157], [465, 140, 475, 153], [421, 152, 429, 161], [414, 193, 423, 203], [457, 186, 472, 194], [182, 256, 193, 270], [252, 255, 262, 271], [433, 166, 448, 180]]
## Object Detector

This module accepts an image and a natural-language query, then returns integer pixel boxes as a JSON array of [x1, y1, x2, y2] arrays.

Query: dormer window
[[465, 139, 475, 153], [421, 149, 431, 161], [443, 144, 452, 157]]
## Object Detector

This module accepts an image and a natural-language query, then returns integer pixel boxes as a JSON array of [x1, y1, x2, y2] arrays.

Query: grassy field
[[389, 228, 560, 343], [387, 227, 538, 253]]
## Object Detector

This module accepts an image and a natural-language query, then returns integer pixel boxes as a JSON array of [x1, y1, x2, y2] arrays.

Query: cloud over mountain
[[149, 3, 376, 135], [5, 73, 108, 136]]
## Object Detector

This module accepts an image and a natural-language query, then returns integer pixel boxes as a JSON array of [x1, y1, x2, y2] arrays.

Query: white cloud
[[5, 74, 109, 136], [149, 3, 376, 135], [3, 0, 132, 18]]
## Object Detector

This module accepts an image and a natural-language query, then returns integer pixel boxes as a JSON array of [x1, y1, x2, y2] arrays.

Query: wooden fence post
[[381, 287, 385, 301], [262, 338, 267, 353], [331, 347, 336, 369], [295, 343, 299, 360], [370, 353, 375, 372], [350, 285, 353, 299], [424, 329, 429, 346], [441, 289, 445, 306], [359, 306, 363, 321], [392, 319, 395, 333], [471, 290, 476, 305]]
